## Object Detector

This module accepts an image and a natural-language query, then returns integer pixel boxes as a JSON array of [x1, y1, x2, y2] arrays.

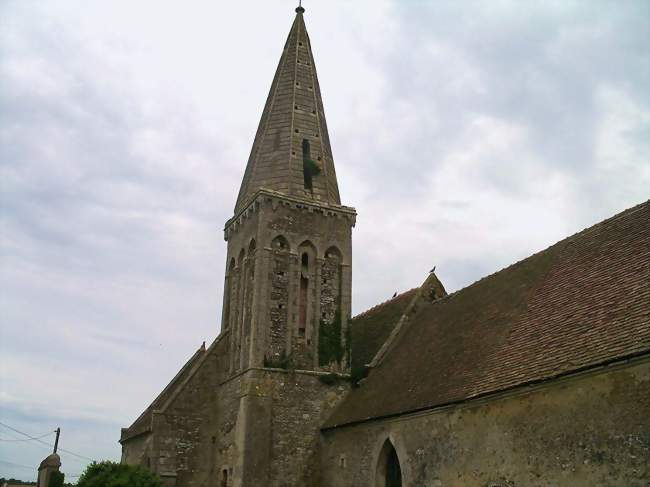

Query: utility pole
[[53, 427, 60, 454]]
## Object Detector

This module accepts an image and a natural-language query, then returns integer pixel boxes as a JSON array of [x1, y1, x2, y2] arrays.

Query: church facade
[[120, 8, 650, 487]]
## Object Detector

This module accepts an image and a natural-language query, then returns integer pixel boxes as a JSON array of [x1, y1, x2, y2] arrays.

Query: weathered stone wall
[[224, 207, 261, 374], [254, 196, 354, 373], [213, 368, 350, 487], [224, 193, 354, 373], [121, 432, 152, 467], [321, 358, 650, 487], [267, 370, 349, 486], [214, 370, 245, 487], [145, 336, 229, 487]]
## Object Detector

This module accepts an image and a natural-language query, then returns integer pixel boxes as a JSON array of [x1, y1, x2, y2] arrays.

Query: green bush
[[303, 158, 321, 177], [49, 471, 65, 487], [319, 310, 343, 366], [76, 461, 162, 487]]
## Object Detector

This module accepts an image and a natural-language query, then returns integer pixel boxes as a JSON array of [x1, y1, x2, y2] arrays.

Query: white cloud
[[1, 0, 648, 480]]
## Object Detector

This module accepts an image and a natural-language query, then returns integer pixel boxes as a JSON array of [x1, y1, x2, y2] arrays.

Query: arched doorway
[[375, 439, 402, 487]]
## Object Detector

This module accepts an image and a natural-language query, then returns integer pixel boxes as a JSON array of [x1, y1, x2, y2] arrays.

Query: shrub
[[76, 461, 162, 487], [319, 310, 343, 366], [49, 471, 65, 487]]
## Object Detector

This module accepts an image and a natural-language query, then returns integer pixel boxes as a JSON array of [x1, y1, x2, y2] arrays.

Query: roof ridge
[[324, 199, 650, 429], [122, 342, 207, 439], [158, 332, 228, 414], [353, 288, 418, 320], [440, 199, 650, 303]]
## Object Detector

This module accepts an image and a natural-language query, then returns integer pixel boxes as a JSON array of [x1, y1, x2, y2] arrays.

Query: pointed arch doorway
[[375, 439, 403, 487]]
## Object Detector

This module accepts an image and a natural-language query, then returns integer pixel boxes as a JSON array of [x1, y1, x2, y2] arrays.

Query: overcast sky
[[1, 0, 648, 481]]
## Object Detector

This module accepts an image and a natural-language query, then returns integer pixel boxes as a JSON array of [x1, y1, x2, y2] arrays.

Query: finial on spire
[[296, 0, 305, 14]]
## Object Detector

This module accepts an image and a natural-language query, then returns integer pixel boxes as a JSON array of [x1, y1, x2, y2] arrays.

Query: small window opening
[[298, 327, 305, 337], [211, 436, 216, 444], [340, 455, 346, 468], [299, 42, 303, 46], [221, 469, 228, 487], [295, 129, 299, 133], [278, 303, 284, 309]]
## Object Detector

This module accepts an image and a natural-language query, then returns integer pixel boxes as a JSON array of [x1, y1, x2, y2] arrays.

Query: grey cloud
[[1, 0, 649, 481]]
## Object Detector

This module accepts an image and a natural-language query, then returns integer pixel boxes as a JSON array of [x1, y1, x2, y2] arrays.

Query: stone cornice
[[224, 188, 356, 241]]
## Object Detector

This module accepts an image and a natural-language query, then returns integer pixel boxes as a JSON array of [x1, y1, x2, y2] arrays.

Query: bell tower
[[221, 5, 356, 376]]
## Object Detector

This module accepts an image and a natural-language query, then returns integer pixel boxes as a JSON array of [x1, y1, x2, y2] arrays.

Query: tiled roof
[[350, 289, 418, 379], [325, 201, 650, 429]]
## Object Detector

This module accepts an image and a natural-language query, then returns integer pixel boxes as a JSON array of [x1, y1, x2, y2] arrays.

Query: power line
[[0, 459, 35, 470], [0, 431, 55, 442], [0, 421, 94, 462]]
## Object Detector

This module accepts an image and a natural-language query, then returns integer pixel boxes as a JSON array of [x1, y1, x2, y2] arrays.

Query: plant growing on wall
[[48, 471, 65, 487], [319, 309, 343, 366], [303, 158, 321, 177]]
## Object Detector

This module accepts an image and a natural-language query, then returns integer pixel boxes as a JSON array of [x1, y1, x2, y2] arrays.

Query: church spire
[[235, 7, 341, 213]]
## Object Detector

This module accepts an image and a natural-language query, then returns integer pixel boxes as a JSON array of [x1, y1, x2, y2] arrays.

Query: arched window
[[299, 251, 309, 336], [230, 249, 246, 371], [375, 440, 402, 487], [292, 240, 317, 368], [267, 235, 290, 364], [271, 235, 289, 251], [223, 258, 236, 330], [240, 239, 257, 368], [319, 246, 343, 367]]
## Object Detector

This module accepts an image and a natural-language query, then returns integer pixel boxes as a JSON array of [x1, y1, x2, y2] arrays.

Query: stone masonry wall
[[320, 358, 650, 487], [150, 336, 229, 487], [214, 372, 244, 487], [254, 197, 353, 374], [212, 368, 350, 487], [267, 370, 349, 486], [120, 432, 152, 467]]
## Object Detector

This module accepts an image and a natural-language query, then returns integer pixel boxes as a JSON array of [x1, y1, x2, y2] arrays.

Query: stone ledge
[[225, 188, 356, 241]]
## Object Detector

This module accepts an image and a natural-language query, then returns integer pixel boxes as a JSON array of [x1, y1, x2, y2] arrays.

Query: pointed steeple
[[235, 7, 341, 212]]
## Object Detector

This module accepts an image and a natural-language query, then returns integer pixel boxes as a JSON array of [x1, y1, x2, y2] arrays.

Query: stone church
[[120, 7, 650, 487]]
